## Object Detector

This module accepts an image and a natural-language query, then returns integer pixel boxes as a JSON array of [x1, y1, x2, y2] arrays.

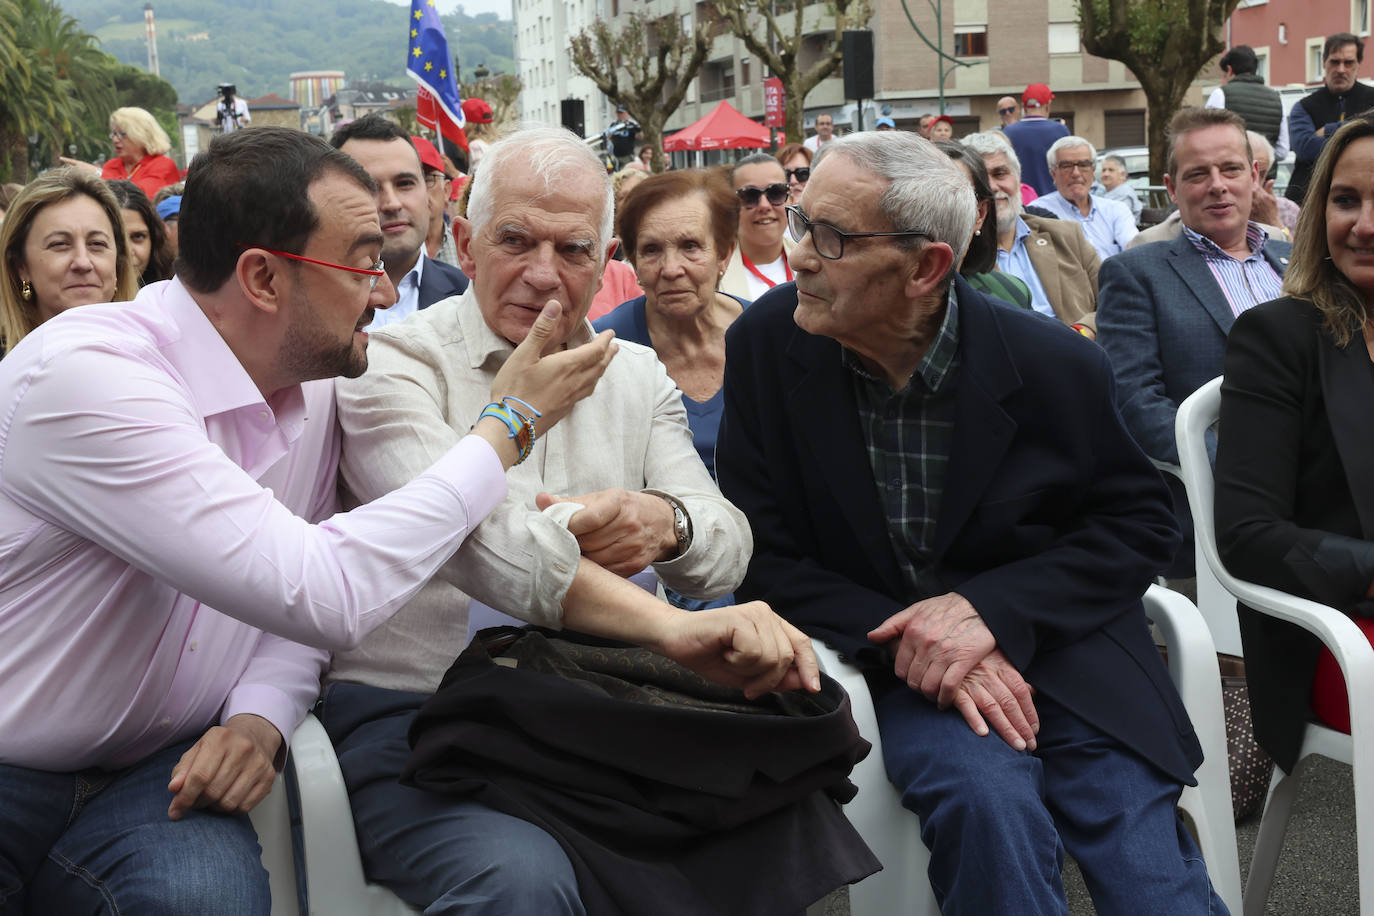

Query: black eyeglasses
[[785, 167, 811, 184], [785, 206, 929, 260], [997, 107, 1017, 115], [736, 183, 789, 208]]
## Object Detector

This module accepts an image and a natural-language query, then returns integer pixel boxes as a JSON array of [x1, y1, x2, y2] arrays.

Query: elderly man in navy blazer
[[1097, 107, 1289, 574], [717, 131, 1229, 915]]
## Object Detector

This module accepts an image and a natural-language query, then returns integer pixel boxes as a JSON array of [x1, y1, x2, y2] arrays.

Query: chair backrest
[[1175, 377, 1239, 594]]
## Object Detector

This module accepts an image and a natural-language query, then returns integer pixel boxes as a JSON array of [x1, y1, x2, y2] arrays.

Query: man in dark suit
[[331, 115, 468, 329], [1098, 107, 1289, 574], [717, 131, 1226, 915]]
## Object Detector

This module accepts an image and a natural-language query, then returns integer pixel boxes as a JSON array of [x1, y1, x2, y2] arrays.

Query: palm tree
[[0, 0, 116, 180]]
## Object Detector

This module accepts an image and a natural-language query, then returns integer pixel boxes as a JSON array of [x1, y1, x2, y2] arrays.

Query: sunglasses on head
[[736, 183, 790, 208], [785, 167, 811, 184]]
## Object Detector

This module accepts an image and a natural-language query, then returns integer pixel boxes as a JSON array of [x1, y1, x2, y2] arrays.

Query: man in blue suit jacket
[[717, 132, 1226, 915], [1098, 108, 1289, 575], [331, 115, 468, 330]]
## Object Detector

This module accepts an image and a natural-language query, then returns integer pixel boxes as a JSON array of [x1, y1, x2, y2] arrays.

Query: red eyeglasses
[[238, 245, 386, 290]]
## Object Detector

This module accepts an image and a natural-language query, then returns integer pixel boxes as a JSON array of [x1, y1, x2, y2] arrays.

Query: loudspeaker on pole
[[561, 98, 586, 138], [842, 31, 874, 102]]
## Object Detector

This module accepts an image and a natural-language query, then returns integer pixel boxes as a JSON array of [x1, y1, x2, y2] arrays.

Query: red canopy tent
[[662, 100, 770, 152]]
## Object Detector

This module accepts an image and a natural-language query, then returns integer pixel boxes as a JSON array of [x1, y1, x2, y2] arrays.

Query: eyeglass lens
[[737, 183, 789, 207], [998, 107, 1016, 115], [786, 167, 811, 183], [786, 208, 843, 259], [1056, 160, 1095, 173]]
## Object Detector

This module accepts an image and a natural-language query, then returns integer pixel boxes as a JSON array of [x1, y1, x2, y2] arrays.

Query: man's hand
[[951, 649, 1039, 750], [867, 592, 997, 706], [167, 714, 281, 820], [868, 593, 1038, 750], [536, 488, 677, 576], [1251, 177, 1281, 228], [652, 601, 821, 699]]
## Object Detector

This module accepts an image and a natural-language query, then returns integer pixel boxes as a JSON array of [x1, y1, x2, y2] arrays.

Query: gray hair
[[962, 131, 1021, 180], [1246, 130, 1274, 169], [466, 126, 614, 248], [814, 132, 975, 260], [1046, 135, 1097, 170], [1101, 153, 1128, 171]]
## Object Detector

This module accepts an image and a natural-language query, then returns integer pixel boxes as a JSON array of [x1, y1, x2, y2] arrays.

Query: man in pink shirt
[[0, 127, 811, 913]]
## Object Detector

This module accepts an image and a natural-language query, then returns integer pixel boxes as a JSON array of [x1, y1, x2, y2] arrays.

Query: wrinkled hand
[[490, 299, 618, 435], [867, 592, 996, 706], [868, 593, 1037, 749], [1251, 177, 1281, 228], [167, 714, 281, 820], [655, 601, 821, 699], [951, 649, 1039, 750], [535, 488, 676, 575]]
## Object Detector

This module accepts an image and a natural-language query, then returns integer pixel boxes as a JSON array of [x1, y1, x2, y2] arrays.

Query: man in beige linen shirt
[[325, 126, 805, 915]]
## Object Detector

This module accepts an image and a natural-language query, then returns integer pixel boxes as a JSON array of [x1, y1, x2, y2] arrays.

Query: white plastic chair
[[1150, 457, 1244, 656], [248, 770, 301, 916], [1177, 375, 1374, 916], [815, 583, 1242, 916]]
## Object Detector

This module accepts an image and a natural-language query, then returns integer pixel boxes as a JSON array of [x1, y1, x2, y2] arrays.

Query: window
[[1048, 22, 1079, 55], [1103, 109, 1146, 147], [953, 26, 987, 58], [700, 59, 736, 102], [1308, 37, 1325, 81], [741, 57, 752, 86]]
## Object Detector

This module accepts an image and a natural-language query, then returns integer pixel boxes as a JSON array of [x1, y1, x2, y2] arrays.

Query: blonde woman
[[62, 107, 180, 198], [0, 169, 138, 351]]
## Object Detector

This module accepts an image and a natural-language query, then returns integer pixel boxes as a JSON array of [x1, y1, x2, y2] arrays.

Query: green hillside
[[63, 0, 514, 106]]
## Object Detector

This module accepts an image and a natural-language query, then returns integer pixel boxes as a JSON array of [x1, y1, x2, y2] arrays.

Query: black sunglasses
[[998, 106, 1017, 115], [785, 167, 811, 184], [736, 183, 790, 208]]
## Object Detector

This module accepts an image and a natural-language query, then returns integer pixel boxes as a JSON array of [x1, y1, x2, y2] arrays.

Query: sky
[[381, 0, 512, 22]]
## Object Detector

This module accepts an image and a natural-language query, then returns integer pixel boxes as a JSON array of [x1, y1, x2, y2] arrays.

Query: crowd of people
[[0, 28, 1372, 916]]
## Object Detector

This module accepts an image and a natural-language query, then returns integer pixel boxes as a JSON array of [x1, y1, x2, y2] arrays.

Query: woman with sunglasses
[[720, 154, 794, 301], [60, 108, 180, 200], [775, 143, 812, 204]]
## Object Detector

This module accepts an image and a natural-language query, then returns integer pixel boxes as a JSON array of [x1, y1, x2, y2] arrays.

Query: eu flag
[[406, 0, 464, 128]]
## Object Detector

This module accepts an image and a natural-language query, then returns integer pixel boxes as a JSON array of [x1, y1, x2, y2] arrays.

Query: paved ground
[[818, 754, 1361, 914]]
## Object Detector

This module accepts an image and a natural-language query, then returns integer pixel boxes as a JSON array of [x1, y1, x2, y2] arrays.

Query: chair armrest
[[289, 713, 375, 914]]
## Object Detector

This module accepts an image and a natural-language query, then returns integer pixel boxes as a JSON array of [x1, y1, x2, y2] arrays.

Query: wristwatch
[[661, 494, 692, 556]]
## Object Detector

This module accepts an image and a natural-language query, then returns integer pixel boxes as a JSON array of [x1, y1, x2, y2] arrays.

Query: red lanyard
[[741, 251, 792, 288]]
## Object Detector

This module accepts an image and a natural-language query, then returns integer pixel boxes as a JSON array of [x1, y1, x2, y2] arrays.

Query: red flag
[[417, 86, 469, 152]]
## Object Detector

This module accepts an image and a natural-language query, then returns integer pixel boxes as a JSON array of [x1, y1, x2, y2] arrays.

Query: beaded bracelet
[[499, 396, 542, 453], [478, 402, 534, 464]]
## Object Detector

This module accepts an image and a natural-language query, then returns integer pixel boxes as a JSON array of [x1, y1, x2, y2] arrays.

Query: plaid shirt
[[432, 221, 459, 267], [845, 289, 960, 600]]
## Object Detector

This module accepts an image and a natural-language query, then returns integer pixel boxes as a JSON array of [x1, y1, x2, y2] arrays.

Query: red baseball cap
[[461, 97, 493, 124], [1022, 83, 1053, 109], [410, 135, 446, 175], [931, 114, 954, 127]]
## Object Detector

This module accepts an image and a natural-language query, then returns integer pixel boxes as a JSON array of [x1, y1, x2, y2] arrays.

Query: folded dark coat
[[403, 628, 881, 916]]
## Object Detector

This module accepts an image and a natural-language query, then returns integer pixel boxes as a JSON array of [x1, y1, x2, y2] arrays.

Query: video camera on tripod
[[216, 83, 249, 133]]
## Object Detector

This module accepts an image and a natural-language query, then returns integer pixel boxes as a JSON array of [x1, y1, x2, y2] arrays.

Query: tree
[[0, 0, 115, 180], [569, 11, 713, 173], [714, 0, 873, 144], [461, 72, 522, 130], [1078, 0, 1241, 183]]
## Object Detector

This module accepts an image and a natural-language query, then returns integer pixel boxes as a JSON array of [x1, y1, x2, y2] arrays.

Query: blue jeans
[[0, 739, 269, 916], [319, 682, 585, 916], [874, 686, 1227, 916]]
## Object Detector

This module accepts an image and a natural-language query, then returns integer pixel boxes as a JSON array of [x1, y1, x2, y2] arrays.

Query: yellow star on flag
[[424, 61, 433, 71], [411, 28, 417, 37], [413, 9, 421, 18], [412, 46, 422, 57], [439, 68, 447, 78], [427, 0, 436, 6]]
